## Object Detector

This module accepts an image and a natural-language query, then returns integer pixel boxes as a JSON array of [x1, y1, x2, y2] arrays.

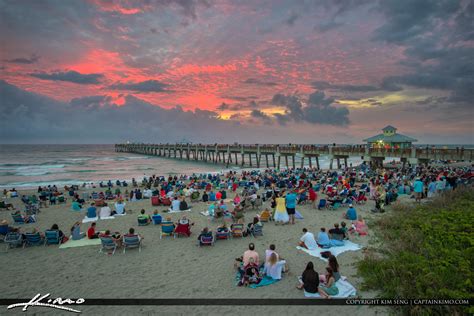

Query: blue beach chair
[[11, 213, 26, 225], [199, 234, 214, 247], [123, 235, 141, 253], [160, 222, 175, 239], [152, 214, 162, 225], [317, 199, 327, 210], [23, 232, 44, 248], [99, 236, 118, 255], [5, 232, 23, 251], [44, 230, 61, 246], [251, 224, 264, 237]]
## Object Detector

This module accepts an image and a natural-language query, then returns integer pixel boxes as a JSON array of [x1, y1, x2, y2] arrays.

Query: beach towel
[[249, 276, 280, 288], [296, 241, 361, 262], [295, 211, 304, 219], [114, 213, 126, 216], [303, 277, 357, 298], [99, 216, 115, 220], [200, 211, 211, 216], [59, 238, 101, 249], [167, 208, 192, 213], [82, 216, 98, 223]]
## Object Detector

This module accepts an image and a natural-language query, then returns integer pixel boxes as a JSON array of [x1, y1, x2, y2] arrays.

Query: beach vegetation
[[357, 187, 474, 315]]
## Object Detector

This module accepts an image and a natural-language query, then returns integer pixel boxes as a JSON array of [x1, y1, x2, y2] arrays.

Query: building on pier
[[364, 126, 417, 149]]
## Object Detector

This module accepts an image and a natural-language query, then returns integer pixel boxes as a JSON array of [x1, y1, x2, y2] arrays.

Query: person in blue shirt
[[413, 178, 424, 202], [86, 202, 97, 218], [317, 227, 331, 248], [344, 204, 357, 221], [285, 191, 297, 225]]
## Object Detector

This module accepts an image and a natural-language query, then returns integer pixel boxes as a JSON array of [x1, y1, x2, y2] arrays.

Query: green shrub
[[357, 187, 474, 315]]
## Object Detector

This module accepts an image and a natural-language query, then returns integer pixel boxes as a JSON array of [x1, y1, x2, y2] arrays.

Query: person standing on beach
[[413, 178, 424, 203], [286, 190, 297, 224]]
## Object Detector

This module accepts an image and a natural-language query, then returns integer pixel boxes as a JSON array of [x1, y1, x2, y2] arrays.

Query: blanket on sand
[[296, 241, 361, 262], [59, 238, 101, 249], [302, 277, 357, 298]]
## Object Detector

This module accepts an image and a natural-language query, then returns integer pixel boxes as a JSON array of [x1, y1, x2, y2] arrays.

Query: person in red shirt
[[309, 187, 317, 209], [216, 191, 222, 200], [87, 222, 99, 239]]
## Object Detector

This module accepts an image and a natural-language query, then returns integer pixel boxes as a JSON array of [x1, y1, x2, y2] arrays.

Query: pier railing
[[114, 143, 472, 168]]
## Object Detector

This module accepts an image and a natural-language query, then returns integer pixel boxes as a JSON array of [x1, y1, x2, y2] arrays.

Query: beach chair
[[0, 225, 8, 243], [317, 199, 327, 210], [251, 224, 263, 237], [99, 236, 118, 255], [4, 232, 23, 251], [198, 234, 214, 247], [123, 235, 141, 253], [137, 217, 150, 226], [259, 210, 271, 222], [160, 222, 175, 239], [44, 230, 61, 246], [11, 213, 26, 225], [152, 214, 162, 225], [23, 232, 44, 248], [329, 202, 341, 210], [215, 229, 230, 240], [151, 196, 160, 206], [161, 197, 171, 206], [231, 224, 244, 238]]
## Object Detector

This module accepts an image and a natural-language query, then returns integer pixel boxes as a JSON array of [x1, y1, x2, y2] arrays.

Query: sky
[[0, 0, 473, 144]]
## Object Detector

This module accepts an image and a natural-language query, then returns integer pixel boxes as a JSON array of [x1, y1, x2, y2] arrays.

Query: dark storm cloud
[[0, 80, 246, 143], [242, 78, 278, 87], [250, 110, 272, 124], [374, 0, 473, 103], [109, 80, 170, 92], [312, 80, 402, 92], [216, 101, 258, 111], [30, 71, 103, 84], [271, 91, 349, 126], [286, 12, 299, 26], [220, 95, 259, 102], [4, 54, 39, 64]]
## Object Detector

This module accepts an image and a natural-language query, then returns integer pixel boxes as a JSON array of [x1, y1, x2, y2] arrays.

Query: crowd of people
[[1, 162, 472, 297]]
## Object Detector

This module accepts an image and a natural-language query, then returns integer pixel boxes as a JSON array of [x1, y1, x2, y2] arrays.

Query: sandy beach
[[0, 182, 409, 316]]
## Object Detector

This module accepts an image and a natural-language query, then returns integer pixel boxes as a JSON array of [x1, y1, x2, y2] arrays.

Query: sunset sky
[[1, 0, 472, 144]]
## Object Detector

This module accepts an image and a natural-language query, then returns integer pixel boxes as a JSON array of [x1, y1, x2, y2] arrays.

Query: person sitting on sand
[[99, 203, 112, 218], [317, 227, 331, 248], [50, 223, 68, 243], [318, 267, 339, 298], [233, 193, 241, 206], [114, 200, 126, 215], [239, 257, 261, 287], [344, 204, 357, 221], [245, 216, 262, 236], [71, 199, 82, 211], [263, 252, 287, 280], [138, 209, 151, 224], [179, 196, 190, 211], [202, 191, 209, 203], [171, 197, 180, 212], [350, 215, 368, 236], [174, 215, 193, 237], [87, 222, 100, 239], [299, 228, 318, 250], [320, 255, 341, 282], [329, 223, 346, 240], [265, 244, 280, 264], [242, 243, 259, 266], [71, 222, 85, 240], [340, 222, 348, 238], [232, 204, 245, 222], [297, 261, 319, 294]]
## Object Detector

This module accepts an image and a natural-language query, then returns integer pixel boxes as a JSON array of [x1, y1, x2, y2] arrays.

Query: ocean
[[0, 144, 368, 189]]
